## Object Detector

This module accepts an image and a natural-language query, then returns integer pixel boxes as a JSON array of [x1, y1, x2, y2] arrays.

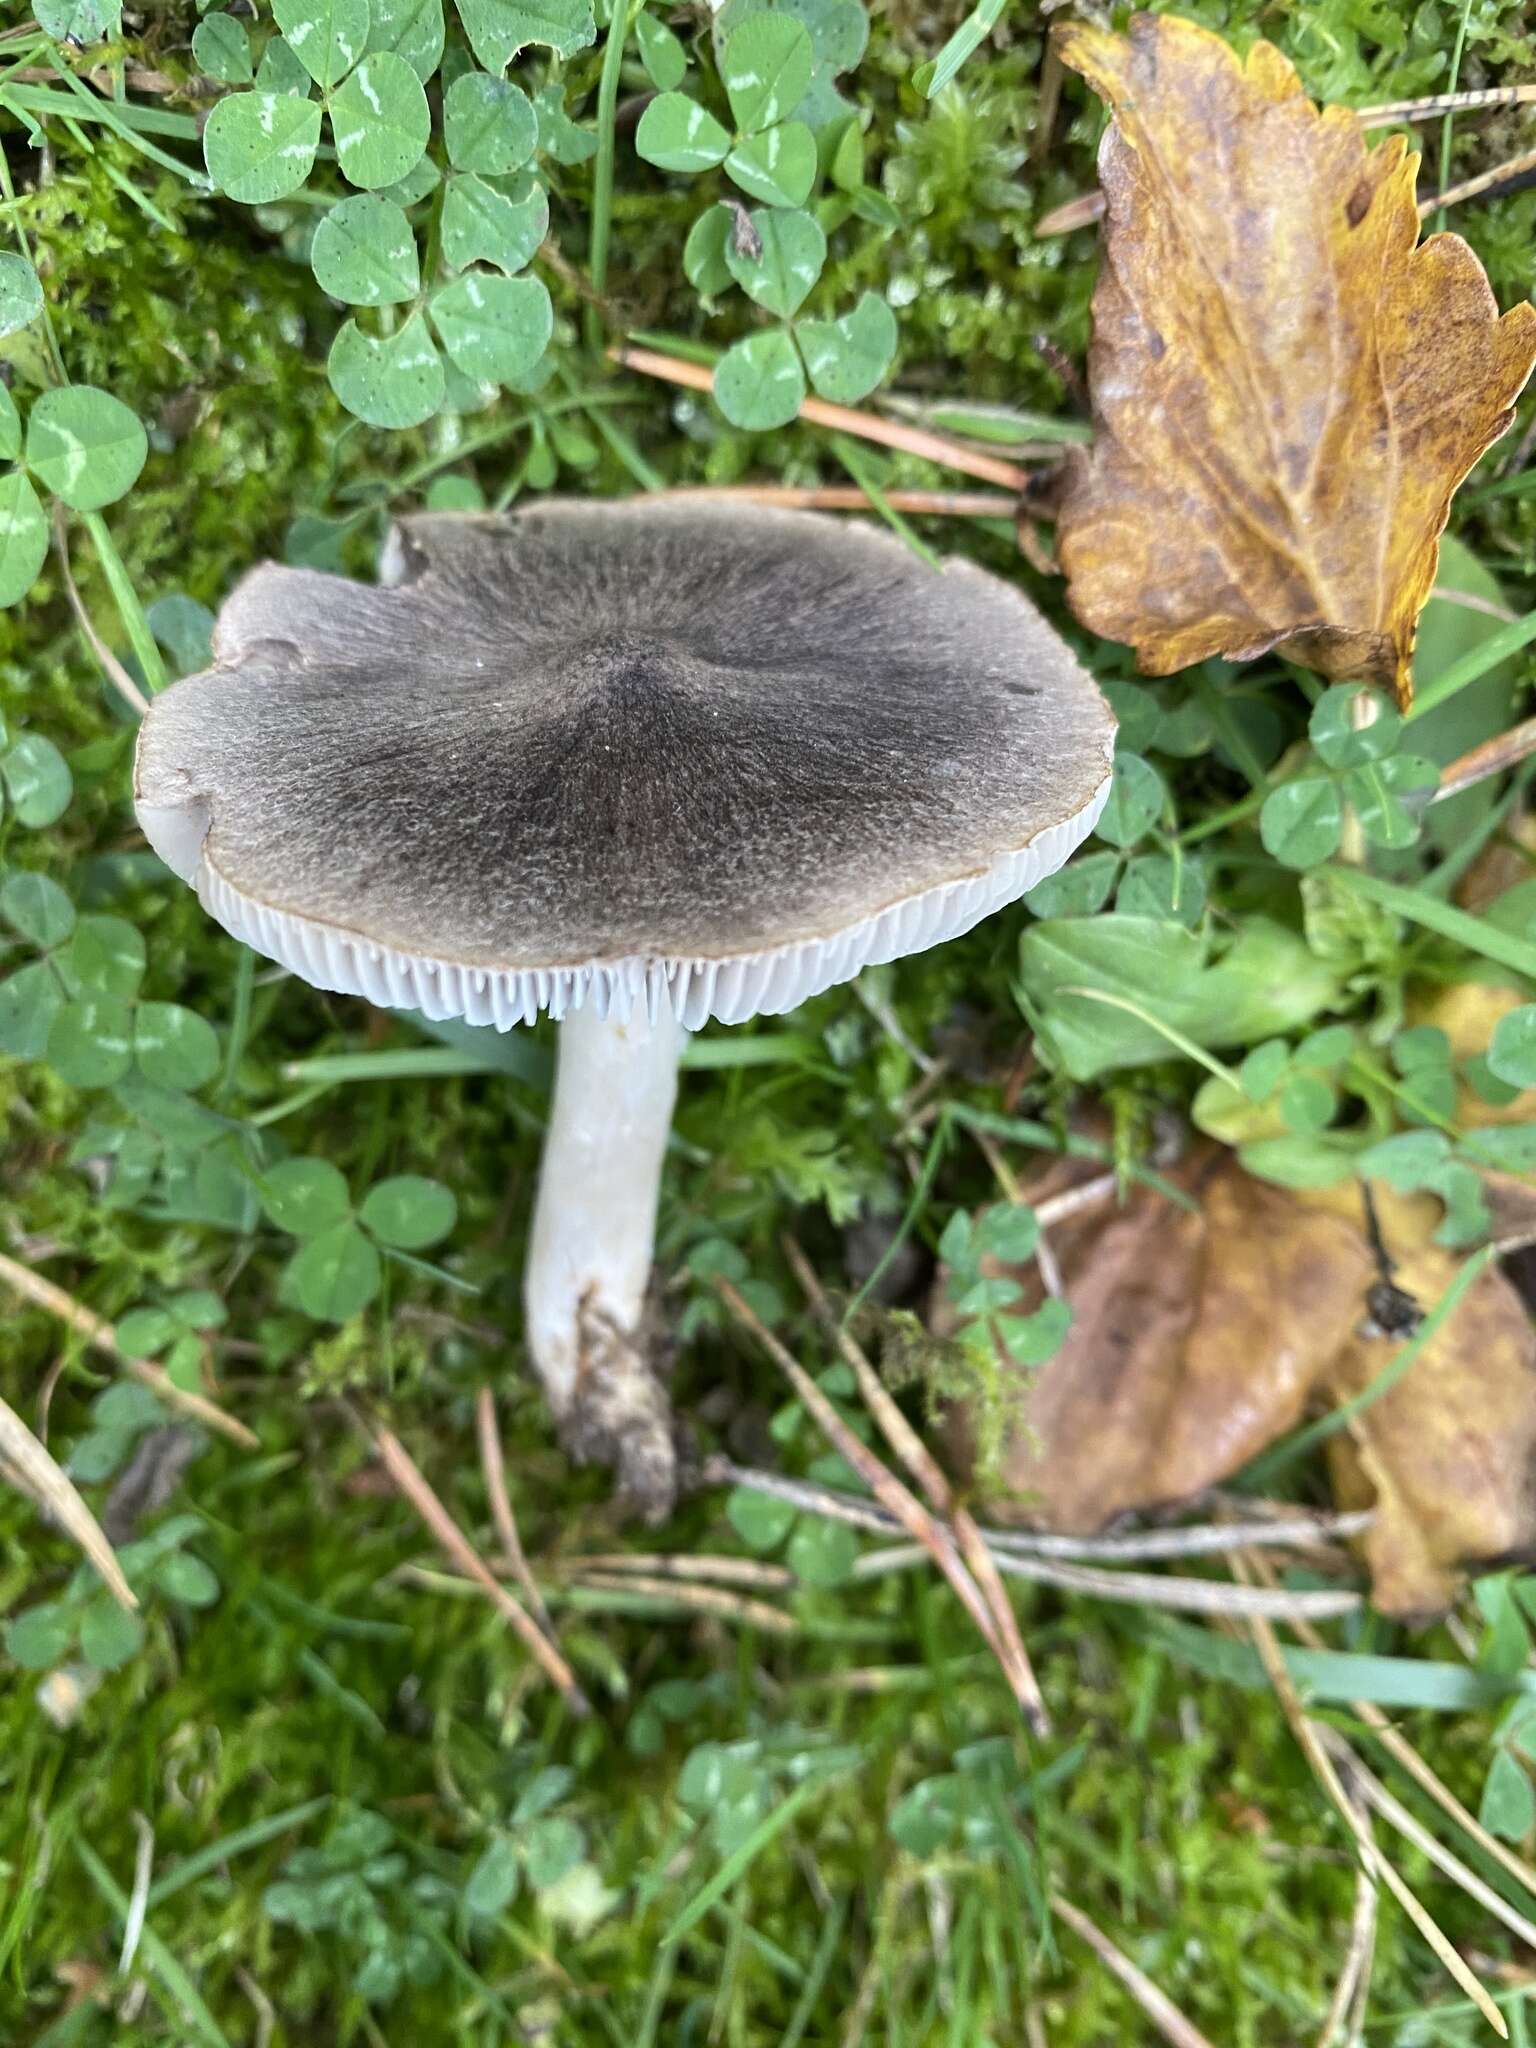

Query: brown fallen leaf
[[1318, 1194, 1536, 1616], [941, 1150, 1536, 1618], [1053, 12, 1536, 710]]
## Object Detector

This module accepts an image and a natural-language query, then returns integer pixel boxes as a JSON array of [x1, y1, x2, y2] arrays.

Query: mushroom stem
[[524, 996, 685, 1518]]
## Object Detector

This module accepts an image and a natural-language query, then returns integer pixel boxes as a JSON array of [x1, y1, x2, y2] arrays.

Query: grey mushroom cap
[[134, 499, 1116, 1030]]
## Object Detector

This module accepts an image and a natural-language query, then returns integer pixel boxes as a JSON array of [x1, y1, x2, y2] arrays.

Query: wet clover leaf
[[330, 53, 430, 189], [79, 1598, 146, 1673], [635, 8, 687, 90], [328, 310, 446, 427], [441, 174, 547, 274], [1309, 685, 1403, 770], [282, 1222, 382, 1320], [796, 290, 896, 403], [147, 594, 216, 677], [359, 1175, 457, 1249], [1490, 1006, 1536, 1091], [786, 1516, 858, 1587], [721, 13, 814, 131], [273, 0, 370, 89], [464, 1838, 521, 1917], [1023, 848, 1120, 919], [34, 0, 121, 38], [2, 733, 72, 826], [192, 13, 254, 84], [134, 1003, 221, 1091], [311, 195, 421, 305], [1260, 776, 1342, 869], [725, 122, 816, 208], [0, 965, 65, 1059], [48, 994, 135, 1087], [256, 35, 317, 94], [2, 872, 74, 947], [1093, 750, 1165, 849], [1116, 852, 1207, 928], [1344, 754, 1438, 850], [70, 915, 146, 997], [635, 92, 730, 173], [365, 0, 445, 79], [155, 1551, 221, 1607], [683, 204, 734, 298], [0, 474, 49, 609], [452, 0, 596, 71], [714, 0, 866, 137], [533, 82, 596, 162], [429, 273, 552, 385], [1482, 1748, 1536, 1840], [261, 1157, 352, 1236], [0, 255, 44, 339], [726, 1486, 797, 1550], [4, 1601, 76, 1671], [714, 328, 805, 429], [25, 387, 147, 513], [203, 91, 323, 202], [443, 71, 537, 173], [723, 206, 824, 315]]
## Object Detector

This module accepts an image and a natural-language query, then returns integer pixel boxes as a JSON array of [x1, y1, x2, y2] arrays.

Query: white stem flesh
[[523, 998, 684, 1418]]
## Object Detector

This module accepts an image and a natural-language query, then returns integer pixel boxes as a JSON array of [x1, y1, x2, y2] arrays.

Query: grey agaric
[[134, 500, 1116, 1515]]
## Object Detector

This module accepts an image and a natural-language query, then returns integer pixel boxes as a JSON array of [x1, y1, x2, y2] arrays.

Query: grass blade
[[1321, 865, 1536, 981], [146, 1797, 331, 1910], [75, 1840, 232, 2048], [1408, 607, 1536, 721], [663, 1772, 848, 1945]]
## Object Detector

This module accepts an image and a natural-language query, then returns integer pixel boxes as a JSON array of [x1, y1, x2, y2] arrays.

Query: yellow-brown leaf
[[1053, 12, 1536, 709], [944, 1152, 1536, 1616]]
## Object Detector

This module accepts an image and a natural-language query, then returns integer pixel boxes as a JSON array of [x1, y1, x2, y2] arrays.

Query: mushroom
[[133, 500, 1116, 1516]]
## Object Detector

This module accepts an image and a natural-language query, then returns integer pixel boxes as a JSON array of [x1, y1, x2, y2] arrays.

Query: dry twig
[[716, 1277, 1056, 1728], [0, 1389, 135, 1609], [609, 344, 1038, 491], [474, 1387, 551, 1631], [706, 1460, 1362, 1616], [0, 1248, 257, 1448], [1426, 147, 1536, 220], [853, 1541, 1361, 1618], [570, 1572, 796, 1634], [1314, 1792, 1380, 2047], [783, 1236, 1050, 1728], [364, 1416, 588, 1714], [1050, 1892, 1219, 2048], [1432, 717, 1536, 804], [1243, 1584, 1507, 2039], [1246, 1546, 1536, 1903], [1036, 86, 1536, 238], [714, 1278, 1050, 1732], [51, 510, 150, 720], [1326, 1739, 1536, 1954], [566, 1551, 794, 1590], [654, 484, 1019, 518]]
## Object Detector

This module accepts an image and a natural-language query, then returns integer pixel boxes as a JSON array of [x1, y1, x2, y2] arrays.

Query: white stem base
[[523, 999, 685, 1516]]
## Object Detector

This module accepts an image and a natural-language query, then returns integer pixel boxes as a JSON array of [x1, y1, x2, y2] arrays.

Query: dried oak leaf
[[1053, 12, 1536, 710], [942, 1151, 1536, 1618]]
